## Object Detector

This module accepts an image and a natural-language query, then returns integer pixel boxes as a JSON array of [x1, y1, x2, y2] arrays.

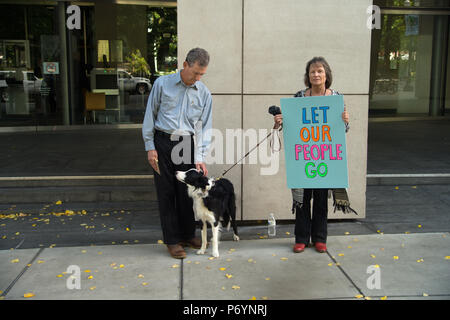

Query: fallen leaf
[[416, 258, 424, 263], [423, 293, 429, 297], [393, 256, 399, 260], [88, 275, 93, 280], [380, 296, 388, 300], [280, 257, 288, 261], [225, 274, 233, 279], [250, 296, 256, 300], [10, 259, 19, 263], [248, 258, 254, 263], [23, 293, 35, 298], [355, 294, 364, 299], [172, 264, 180, 268], [142, 282, 149, 286], [338, 253, 344, 257], [157, 240, 164, 244], [89, 286, 96, 291], [231, 285, 240, 290], [344, 232, 350, 235], [219, 267, 227, 271], [55, 200, 62, 205], [417, 224, 422, 228], [265, 277, 271, 281], [445, 256, 450, 260], [138, 274, 144, 278], [119, 264, 125, 268], [370, 254, 376, 258]]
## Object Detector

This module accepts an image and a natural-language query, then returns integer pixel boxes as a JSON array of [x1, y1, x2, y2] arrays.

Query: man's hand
[[196, 162, 208, 176], [147, 150, 159, 173]]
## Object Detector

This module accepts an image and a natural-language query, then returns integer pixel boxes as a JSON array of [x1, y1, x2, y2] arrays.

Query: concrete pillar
[[178, 0, 371, 220]]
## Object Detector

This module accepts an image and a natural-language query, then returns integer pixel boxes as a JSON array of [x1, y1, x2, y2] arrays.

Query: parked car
[[117, 69, 152, 95], [0, 79, 8, 102], [0, 70, 42, 96]]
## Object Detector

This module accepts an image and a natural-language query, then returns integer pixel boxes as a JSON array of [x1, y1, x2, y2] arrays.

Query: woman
[[273, 56, 349, 253]]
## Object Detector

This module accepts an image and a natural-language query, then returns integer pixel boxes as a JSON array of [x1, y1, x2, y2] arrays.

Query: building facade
[[0, 0, 449, 221]]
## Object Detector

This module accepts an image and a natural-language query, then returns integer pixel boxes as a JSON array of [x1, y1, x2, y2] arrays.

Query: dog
[[175, 169, 239, 257]]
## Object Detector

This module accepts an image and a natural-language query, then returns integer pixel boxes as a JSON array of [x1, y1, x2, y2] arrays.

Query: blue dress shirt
[[142, 71, 212, 163]]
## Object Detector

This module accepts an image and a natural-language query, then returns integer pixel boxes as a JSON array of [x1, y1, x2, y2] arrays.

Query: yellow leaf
[[364, 296, 372, 300], [328, 263, 333, 266], [250, 296, 256, 300], [370, 254, 376, 258], [231, 285, 240, 290], [445, 256, 450, 260], [84, 269, 91, 273], [417, 224, 422, 228], [157, 240, 164, 244], [10, 258, 19, 263], [138, 274, 144, 278], [393, 256, 399, 260], [88, 275, 93, 280], [248, 258, 253, 263], [265, 277, 271, 281], [23, 293, 35, 298], [219, 267, 227, 271], [355, 294, 364, 299], [172, 264, 180, 268], [280, 257, 288, 261], [338, 253, 344, 257], [126, 228, 130, 232], [423, 293, 429, 297], [56, 274, 63, 278], [119, 264, 125, 268], [89, 286, 96, 291], [344, 232, 350, 235], [347, 246, 352, 249], [142, 282, 149, 286], [285, 232, 290, 235], [225, 274, 233, 279], [380, 296, 388, 300], [55, 200, 62, 205], [261, 296, 268, 300]]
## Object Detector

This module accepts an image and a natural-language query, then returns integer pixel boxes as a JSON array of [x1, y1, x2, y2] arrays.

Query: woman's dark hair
[[304, 56, 333, 89]]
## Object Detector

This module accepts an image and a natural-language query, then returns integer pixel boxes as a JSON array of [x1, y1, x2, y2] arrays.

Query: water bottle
[[268, 213, 276, 237]]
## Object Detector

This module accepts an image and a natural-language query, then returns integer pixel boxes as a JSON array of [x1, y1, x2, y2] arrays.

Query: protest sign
[[280, 95, 348, 189]]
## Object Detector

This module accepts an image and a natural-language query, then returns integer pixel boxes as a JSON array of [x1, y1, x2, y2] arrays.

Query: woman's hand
[[273, 114, 283, 129], [342, 107, 349, 124]]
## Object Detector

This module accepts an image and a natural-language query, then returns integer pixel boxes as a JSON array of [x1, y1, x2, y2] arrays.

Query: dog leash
[[218, 127, 282, 180]]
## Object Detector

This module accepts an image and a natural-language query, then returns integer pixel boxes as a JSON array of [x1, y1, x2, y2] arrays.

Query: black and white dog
[[175, 169, 239, 258]]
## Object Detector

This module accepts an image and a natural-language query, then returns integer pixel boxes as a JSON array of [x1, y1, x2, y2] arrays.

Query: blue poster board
[[280, 95, 348, 189]]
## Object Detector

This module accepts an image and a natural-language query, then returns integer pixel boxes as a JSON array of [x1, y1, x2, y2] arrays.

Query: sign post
[[280, 95, 348, 189]]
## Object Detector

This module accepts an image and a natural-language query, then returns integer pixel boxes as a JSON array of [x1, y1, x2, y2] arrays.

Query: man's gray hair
[[185, 48, 210, 67]]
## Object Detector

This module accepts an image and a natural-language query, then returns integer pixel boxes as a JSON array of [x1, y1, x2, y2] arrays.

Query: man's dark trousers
[[295, 188, 328, 245], [153, 130, 196, 245]]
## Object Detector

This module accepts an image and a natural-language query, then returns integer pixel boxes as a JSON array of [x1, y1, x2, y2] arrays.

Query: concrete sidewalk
[[1, 233, 449, 300]]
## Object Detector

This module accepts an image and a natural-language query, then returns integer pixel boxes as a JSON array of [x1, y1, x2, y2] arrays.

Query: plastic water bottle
[[268, 213, 276, 237]]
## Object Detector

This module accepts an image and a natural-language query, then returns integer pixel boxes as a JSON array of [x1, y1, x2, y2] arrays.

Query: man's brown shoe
[[167, 244, 186, 259], [179, 237, 203, 250]]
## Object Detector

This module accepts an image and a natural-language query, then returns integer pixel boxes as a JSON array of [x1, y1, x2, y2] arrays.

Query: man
[[142, 48, 212, 259]]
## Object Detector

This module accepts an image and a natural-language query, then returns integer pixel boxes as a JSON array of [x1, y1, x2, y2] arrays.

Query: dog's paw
[[233, 234, 240, 241], [212, 251, 219, 258], [196, 249, 206, 255]]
